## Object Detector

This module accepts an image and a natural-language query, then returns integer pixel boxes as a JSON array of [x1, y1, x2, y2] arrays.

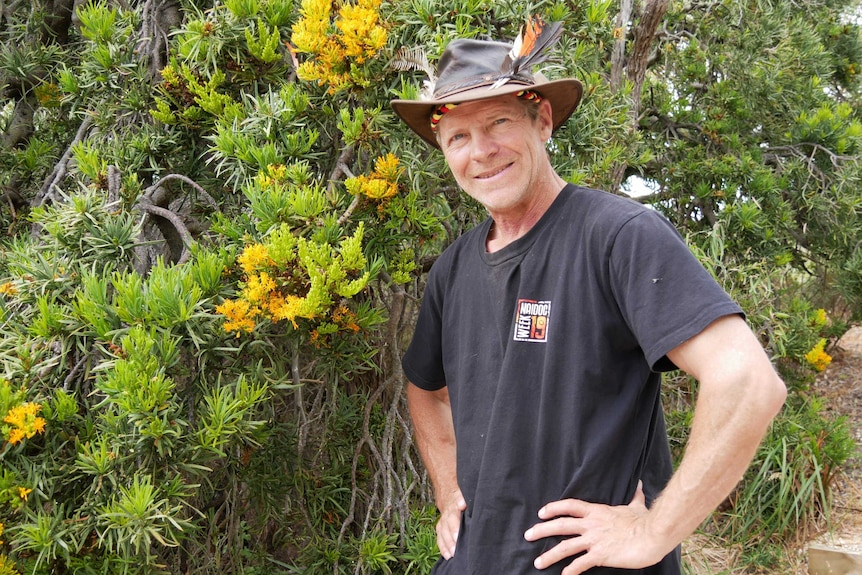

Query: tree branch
[[37, 115, 93, 206], [143, 173, 220, 211], [610, 0, 633, 91], [135, 202, 194, 264], [610, 0, 671, 193]]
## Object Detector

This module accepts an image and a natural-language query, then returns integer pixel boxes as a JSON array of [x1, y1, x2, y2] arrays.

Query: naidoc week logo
[[513, 298, 551, 343]]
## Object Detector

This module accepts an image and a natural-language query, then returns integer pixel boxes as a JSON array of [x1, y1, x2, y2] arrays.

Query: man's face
[[436, 94, 554, 217]]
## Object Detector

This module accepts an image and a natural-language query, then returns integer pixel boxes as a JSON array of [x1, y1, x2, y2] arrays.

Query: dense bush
[[0, 0, 858, 573]]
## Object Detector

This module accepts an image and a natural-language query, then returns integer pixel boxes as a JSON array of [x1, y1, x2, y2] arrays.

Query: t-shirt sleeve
[[608, 210, 743, 372], [401, 263, 448, 390]]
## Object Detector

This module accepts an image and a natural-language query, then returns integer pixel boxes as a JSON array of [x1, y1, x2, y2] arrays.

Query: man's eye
[[447, 133, 466, 146]]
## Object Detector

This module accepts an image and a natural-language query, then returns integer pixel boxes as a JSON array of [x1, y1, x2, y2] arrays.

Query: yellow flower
[[362, 179, 392, 199], [332, 305, 360, 332], [345, 173, 398, 199], [243, 272, 277, 304], [372, 153, 402, 182], [216, 299, 259, 335], [7, 428, 24, 445], [805, 338, 832, 372], [337, 5, 385, 60], [0, 553, 21, 575], [237, 244, 272, 274], [4, 402, 46, 444], [811, 308, 828, 327], [0, 282, 17, 296], [290, 0, 386, 92], [269, 294, 307, 328], [291, 0, 332, 53], [267, 164, 286, 181], [17, 487, 31, 501]]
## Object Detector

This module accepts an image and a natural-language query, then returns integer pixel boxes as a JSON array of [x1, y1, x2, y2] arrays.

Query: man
[[390, 19, 787, 575]]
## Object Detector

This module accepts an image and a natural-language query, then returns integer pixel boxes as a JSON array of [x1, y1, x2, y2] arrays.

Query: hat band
[[433, 72, 534, 101], [430, 90, 544, 134]]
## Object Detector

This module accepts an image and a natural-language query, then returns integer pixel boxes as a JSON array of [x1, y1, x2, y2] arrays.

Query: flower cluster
[[0, 379, 46, 446], [805, 338, 832, 372], [291, 0, 387, 93], [309, 304, 361, 347], [216, 243, 311, 335], [0, 282, 17, 296], [35, 82, 63, 109], [254, 163, 288, 190], [216, 223, 370, 337], [811, 308, 828, 328], [345, 153, 403, 199], [3, 402, 46, 445]]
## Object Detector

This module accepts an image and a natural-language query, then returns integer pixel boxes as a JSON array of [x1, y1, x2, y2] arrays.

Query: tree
[[0, 0, 858, 573]]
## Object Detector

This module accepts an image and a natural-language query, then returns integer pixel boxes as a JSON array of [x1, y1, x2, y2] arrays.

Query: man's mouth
[[475, 163, 512, 180]]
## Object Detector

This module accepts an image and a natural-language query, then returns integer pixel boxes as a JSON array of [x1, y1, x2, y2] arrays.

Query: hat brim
[[391, 74, 583, 150]]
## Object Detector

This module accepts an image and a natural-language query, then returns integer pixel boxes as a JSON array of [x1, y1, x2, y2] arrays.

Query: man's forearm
[[406, 383, 459, 506], [652, 318, 787, 548], [407, 382, 465, 559]]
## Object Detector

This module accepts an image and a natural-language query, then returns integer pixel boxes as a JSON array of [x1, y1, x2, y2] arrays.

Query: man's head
[[390, 21, 583, 149], [431, 91, 558, 216]]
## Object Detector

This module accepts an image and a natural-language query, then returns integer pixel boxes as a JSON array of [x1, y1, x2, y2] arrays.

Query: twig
[[63, 350, 95, 393], [37, 115, 93, 206], [337, 195, 362, 226], [143, 173, 220, 211]]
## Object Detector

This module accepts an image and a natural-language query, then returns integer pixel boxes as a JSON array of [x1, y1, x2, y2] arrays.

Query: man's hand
[[405, 383, 464, 559], [437, 487, 467, 559], [523, 482, 672, 574]]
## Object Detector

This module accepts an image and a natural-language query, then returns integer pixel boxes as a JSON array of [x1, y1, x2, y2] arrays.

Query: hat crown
[[433, 39, 533, 100]]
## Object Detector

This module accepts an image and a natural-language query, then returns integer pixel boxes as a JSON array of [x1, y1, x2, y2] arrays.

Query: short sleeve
[[608, 211, 743, 372], [401, 262, 448, 390]]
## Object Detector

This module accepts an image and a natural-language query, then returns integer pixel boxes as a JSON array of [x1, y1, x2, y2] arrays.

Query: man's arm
[[406, 382, 466, 560], [524, 314, 787, 574]]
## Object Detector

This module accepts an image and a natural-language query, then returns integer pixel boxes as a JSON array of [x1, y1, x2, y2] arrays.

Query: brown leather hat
[[390, 34, 583, 149]]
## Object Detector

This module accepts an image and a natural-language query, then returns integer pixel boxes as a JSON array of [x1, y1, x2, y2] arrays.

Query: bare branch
[[37, 115, 93, 206], [143, 173, 220, 211], [337, 195, 362, 226], [135, 202, 194, 264], [329, 144, 356, 191]]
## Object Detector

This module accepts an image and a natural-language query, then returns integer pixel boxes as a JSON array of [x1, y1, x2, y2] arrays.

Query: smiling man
[[391, 18, 786, 575]]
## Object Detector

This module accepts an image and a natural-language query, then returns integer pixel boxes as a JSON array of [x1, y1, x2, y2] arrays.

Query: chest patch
[[513, 298, 552, 343]]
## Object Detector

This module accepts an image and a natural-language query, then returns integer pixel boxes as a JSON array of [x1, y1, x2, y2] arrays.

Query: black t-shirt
[[402, 185, 742, 574]]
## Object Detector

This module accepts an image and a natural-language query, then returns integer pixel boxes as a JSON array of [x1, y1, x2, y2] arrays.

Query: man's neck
[[485, 177, 566, 253]]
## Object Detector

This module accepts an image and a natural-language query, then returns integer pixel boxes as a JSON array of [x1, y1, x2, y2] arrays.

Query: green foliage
[[718, 397, 855, 547], [0, 0, 859, 572]]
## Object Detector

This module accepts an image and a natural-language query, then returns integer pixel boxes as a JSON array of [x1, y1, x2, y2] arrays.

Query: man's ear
[[538, 100, 554, 141]]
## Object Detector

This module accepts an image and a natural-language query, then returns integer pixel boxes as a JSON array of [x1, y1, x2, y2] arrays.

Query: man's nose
[[469, 129, 499, 159]]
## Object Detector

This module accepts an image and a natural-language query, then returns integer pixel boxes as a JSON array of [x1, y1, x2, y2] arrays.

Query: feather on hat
[[390, 16, 583, 149]]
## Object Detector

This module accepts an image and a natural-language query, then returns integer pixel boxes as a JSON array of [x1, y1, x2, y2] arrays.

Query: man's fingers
[[629, 481, 646, 509], [436, 524, 458, 559], [537, 498, 591, 520], [530, 533, 590, 570], [524, 516, 583, 541], [436, 504, 463, 560]]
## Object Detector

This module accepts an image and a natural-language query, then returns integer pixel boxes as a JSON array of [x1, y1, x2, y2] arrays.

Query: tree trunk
[[609, 0, 670, 194]]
